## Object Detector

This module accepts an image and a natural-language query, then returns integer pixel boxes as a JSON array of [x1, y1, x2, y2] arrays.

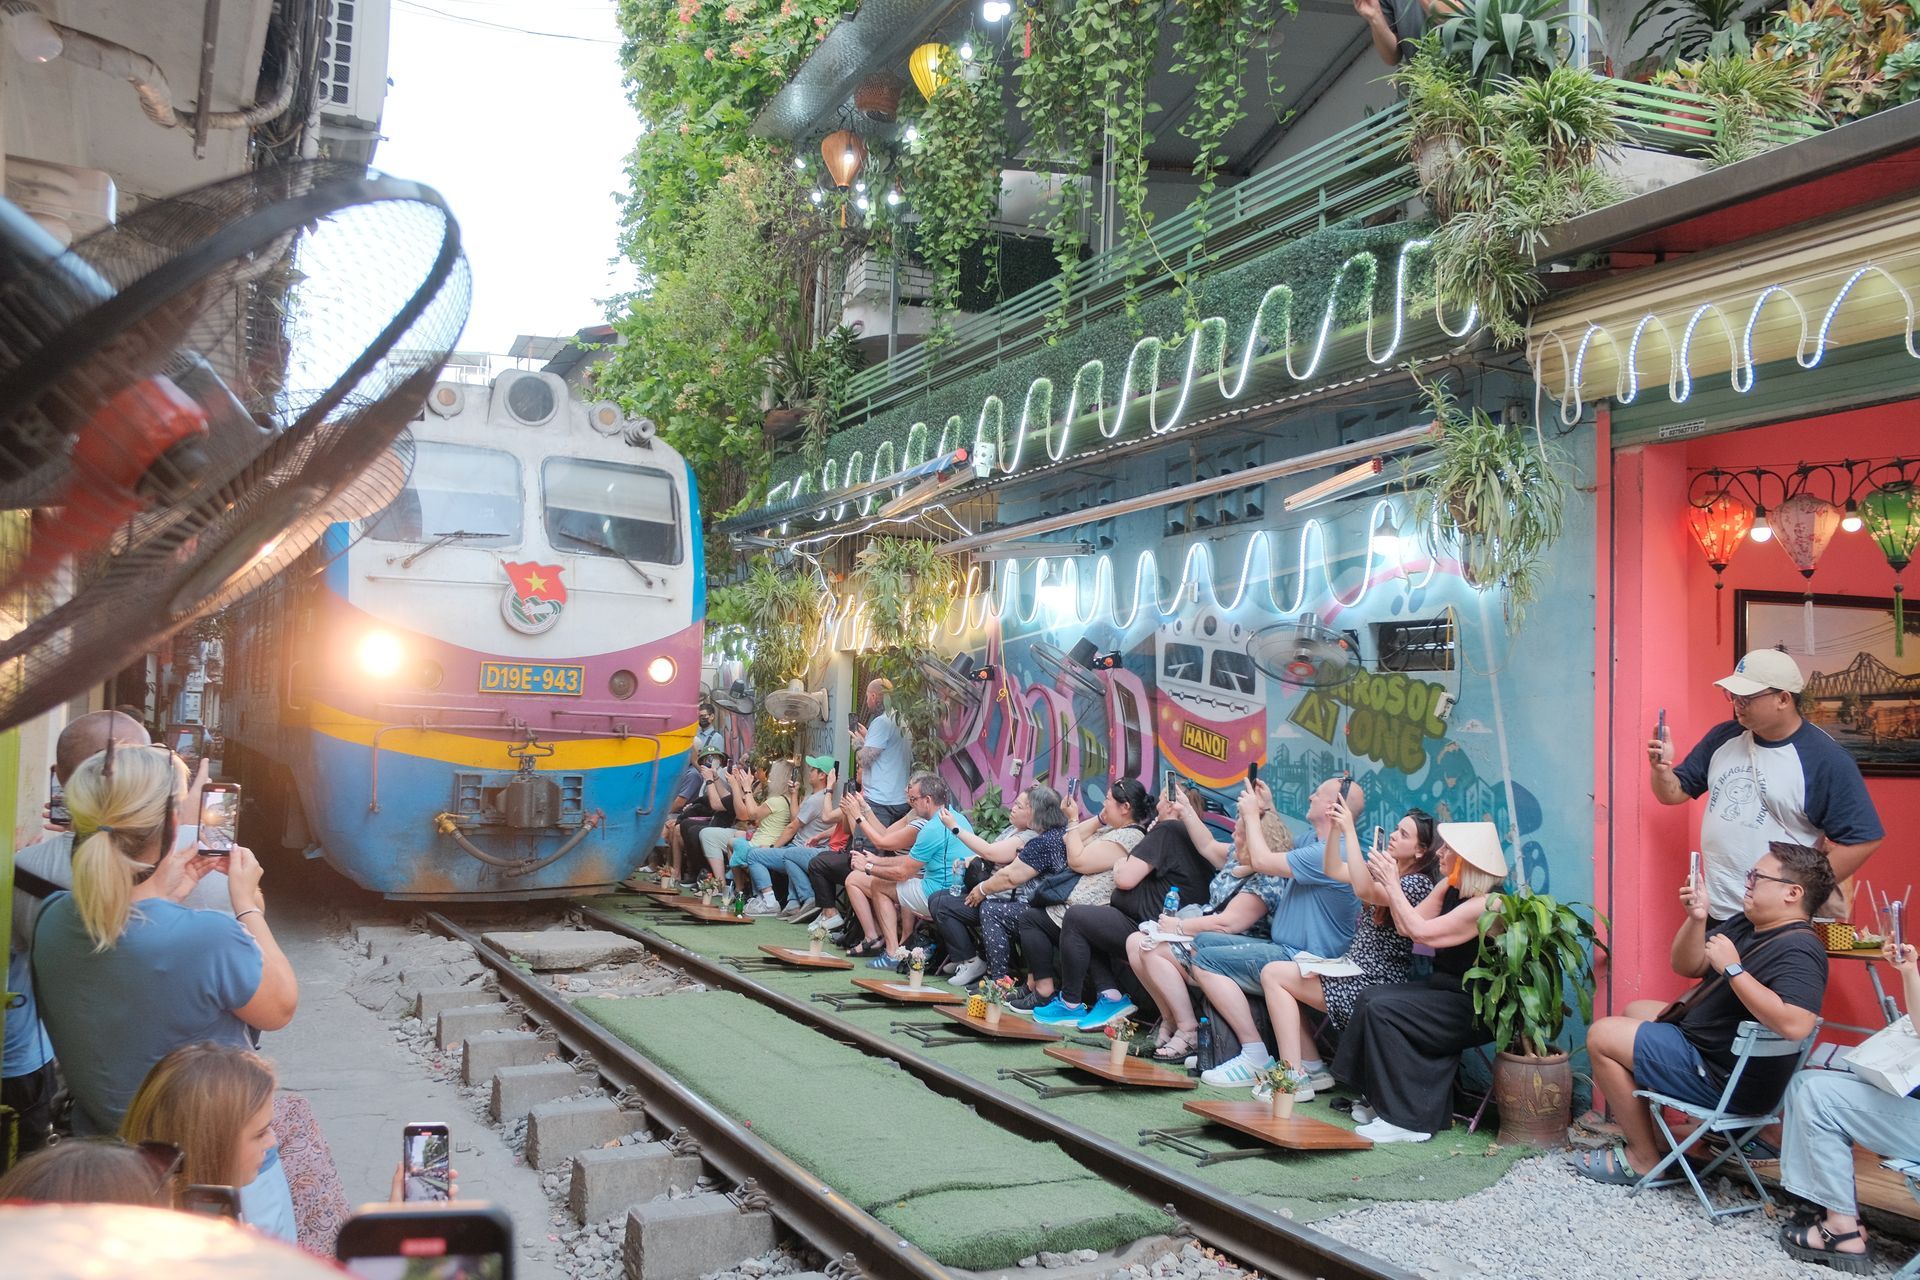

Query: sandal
[[1568, 1143, 1642, 1187], [1780, 1220, 1874, 1274], [846, 937, 886, 958], [1154, 1028, 1199, 1061]]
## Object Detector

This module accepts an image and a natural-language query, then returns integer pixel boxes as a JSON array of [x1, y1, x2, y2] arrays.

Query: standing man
[[852, 678, 911, 826], [1353, 0, 1459, 65], [1649, 649, 1882, 923], [693, 705, 724, 759]]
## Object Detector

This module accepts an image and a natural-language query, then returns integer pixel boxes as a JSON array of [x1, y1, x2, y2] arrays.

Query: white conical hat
[[1437, 821, 1508, 877]]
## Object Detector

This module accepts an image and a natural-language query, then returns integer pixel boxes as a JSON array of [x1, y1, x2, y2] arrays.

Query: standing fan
[[0, 160, 469, 732], [1247, 614, 1362, 689]]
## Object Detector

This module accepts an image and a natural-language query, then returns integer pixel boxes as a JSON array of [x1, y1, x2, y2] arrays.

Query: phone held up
[[402, 1122, 453, 1203], [47, 766, 69, 827], [337, 1203, 513, 1280], [198, 781, 241, 855], [181, 1184, 243, 1220]]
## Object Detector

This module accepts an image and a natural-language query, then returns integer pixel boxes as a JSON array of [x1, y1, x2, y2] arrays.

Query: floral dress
[[1318, 871, 1437, 1028]]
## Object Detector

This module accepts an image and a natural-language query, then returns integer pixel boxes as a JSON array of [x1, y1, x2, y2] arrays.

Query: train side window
[[1163, 642, 1203, 683], [542, 458, 682, 566], [1208, 649, 1257, 694], [367, 440, 524, 544]]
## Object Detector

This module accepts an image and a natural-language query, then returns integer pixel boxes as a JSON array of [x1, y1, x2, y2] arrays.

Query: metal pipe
[[46, 17, 298, 133], [434, 808, 605, 877], [192, 0, 220, 156]]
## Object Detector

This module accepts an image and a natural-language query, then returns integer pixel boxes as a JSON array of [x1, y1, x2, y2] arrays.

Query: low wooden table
[[999, 1044, 1197, 1099], [1139, 1099, 1374, 1165], [750, 944, 852, 971], [622, 880, 684, 898], [672, 901, 754, 924], [811, 975, 964, 1011], [891, 1006, 1064, 1048]]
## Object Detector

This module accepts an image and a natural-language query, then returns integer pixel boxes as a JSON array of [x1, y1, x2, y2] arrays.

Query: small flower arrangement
[[908, 948, 927, 974], [1251, 1060, 1303, 1100], [1102, 1018, 1140, 1043], [981, 976, 1017, 1007], [808, 919, 830, 939], [696, 874, 723, 901]]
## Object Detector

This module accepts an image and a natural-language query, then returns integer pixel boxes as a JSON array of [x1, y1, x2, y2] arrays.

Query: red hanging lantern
[[821, 130, 867, 189], [1687, 492, 1753, 645]]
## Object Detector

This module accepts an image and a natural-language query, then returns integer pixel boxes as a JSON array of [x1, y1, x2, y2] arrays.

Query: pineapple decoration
[[965, 993, 988, 1020], [1861, 481, 1920, 657]]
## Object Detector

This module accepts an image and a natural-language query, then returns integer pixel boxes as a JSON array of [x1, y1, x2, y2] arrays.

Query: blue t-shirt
[[861, 713, 911, 806], [1265, 837, 1361, 958], [3, 947, 53, 1077], [32, 896, 265, 1135], [1674, 718, 1884, 918], [906, 810, 974, 894]]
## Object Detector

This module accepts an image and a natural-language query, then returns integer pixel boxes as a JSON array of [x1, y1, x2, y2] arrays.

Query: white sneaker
[[1303, 1067, 1336, 1092], [744, 893, 780, 916], [1352, 1103, 1377, 1125], [949, 957, 988, 988], [1199, 1054, 1270, 1088], [816, 913, 844, 932], [1355, 1118, 1431, 1144]]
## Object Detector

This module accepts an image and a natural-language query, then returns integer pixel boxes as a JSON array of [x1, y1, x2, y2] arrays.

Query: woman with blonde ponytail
[[31, 744, 298, 1146]]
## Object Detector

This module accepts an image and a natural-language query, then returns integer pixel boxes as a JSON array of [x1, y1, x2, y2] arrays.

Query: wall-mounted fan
[[1247, 614, 1363, 689], [763, 679, 829, 724], [0, 160, 468, 732]]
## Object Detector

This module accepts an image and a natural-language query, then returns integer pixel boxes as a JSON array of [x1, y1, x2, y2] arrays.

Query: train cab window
[[367, 440, 523, 544], [1209, 649, 1257, 695], [543, 458, 682, 565], [1163, 642, 1203, 683]]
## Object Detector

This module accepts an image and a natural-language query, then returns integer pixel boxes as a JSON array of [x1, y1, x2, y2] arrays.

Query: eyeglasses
[[1724, 688, 1782, 709], [1745, 868, 1800, 891]]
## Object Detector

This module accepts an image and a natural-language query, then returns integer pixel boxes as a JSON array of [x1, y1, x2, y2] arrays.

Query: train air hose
[[432, 809, 606, 878]]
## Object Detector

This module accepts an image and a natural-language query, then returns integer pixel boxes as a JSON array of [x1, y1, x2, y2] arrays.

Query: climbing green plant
[[708, 558, 826, 759], [851, 537, 962, 768], [1171, 0, 1274, 319], [906, 42, 1007, 327], [967, 783, 1012, 837]]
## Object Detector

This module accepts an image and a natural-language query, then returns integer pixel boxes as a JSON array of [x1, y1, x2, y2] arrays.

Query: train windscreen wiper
[[555, 527, 659, 589], [398, 529, 489, 569]]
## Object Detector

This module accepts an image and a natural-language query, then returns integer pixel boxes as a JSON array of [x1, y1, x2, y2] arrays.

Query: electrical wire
[[394, 0, 620, 43]]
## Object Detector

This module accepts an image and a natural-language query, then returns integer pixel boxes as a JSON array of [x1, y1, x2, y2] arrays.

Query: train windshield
[[367, 440, 523, 544], [543, 458, 682, 565]]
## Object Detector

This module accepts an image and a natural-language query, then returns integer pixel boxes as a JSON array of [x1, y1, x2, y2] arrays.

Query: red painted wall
[[1608, 402, 1920, 1039]]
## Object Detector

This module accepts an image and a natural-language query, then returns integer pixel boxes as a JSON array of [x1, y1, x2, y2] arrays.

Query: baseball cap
[[1436, 822, 1508, 878], [1714, 649, 1805, 696], [804, 754, 839, 774]]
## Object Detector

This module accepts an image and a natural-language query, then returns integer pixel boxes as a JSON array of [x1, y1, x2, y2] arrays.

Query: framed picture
[[1735, 589, 1920, 777]]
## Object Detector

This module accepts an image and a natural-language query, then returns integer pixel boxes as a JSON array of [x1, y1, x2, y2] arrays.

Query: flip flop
[[1568, 1143, 1642, 1187], [1779, 1220, 1874, 1274]]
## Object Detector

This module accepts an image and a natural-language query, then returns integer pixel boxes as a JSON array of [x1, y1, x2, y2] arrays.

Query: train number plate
[[479, 661, 584, 696]]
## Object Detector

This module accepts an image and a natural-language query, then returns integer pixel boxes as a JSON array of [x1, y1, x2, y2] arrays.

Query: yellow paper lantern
[[821, 130, 867, 189], [909, 42, 950, 101]]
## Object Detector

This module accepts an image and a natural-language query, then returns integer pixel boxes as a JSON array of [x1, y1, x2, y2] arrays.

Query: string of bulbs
[[1687, 458, 1920, 544]]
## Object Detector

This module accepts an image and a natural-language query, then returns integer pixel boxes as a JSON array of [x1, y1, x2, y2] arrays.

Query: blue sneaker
[[1031, 998, 1089, 1026], [1077, 997, 1138, 1030], [868, 953, 904, 970]]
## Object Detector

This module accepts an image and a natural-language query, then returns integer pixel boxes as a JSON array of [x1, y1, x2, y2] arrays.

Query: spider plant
[[1436, 0, 1573, 83]]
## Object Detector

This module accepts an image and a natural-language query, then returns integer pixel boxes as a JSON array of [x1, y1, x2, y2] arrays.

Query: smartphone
[[181, 1184, 243, 1220], [47, 766, 69, 827], [402, 1122, 453, 1202], [1165, 769, 1181, 802], [1247, 760, 1261, 788], [1337, 769, 1353, 801], [336, 1204, 513, 1280], [1063, 776, 1079, 804], [197, 782, 240, 854], [1688, 850, 1701, 893], [1371, 825, 1385, 858], [1656, 707, 1668, 742]]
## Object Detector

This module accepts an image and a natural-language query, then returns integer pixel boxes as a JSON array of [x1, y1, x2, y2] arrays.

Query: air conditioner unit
[[4, 157, 115, 247], [317, 0, 393, 160]]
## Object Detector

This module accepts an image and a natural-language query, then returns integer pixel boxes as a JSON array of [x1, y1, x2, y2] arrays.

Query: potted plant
[[1655, 51, 1811, 164], [697, 874, 724, 908], [1103, 1018, 1140, 1068], [1463, 889, 1608, 1147], [1625, 0, 1771, 68], [1434, 0, 1569, 84], [1253, 1061, 1305, 1118], [967, 782, 1011, 841], [980, 975, 1017, 1028], [907, 947, 928, 989], [808, 920, 830, 957], [1392, 47, 1489, 218]]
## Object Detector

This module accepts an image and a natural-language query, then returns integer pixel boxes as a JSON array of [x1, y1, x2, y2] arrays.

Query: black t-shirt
[[1679, 915, 1827, 1111], [1110, 823, 1217, 923]]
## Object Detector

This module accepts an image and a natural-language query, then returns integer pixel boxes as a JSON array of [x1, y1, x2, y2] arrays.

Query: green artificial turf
[[590, 897, 1530, 1224], [576, 988, 1173, 1269]]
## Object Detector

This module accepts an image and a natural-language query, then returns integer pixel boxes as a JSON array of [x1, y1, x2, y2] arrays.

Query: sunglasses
[[134, 1138, 186, 1184], [1723, 688, 1783, 709]]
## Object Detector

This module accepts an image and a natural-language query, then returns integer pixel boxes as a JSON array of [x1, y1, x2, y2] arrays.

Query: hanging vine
[[906, 42, 1007, 334], [1170, 0, 1269, 321]]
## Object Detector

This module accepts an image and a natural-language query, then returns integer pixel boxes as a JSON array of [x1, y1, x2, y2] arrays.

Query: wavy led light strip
[[802, 498, 1445, 657], [1533, 260, 1920, 426], [769, 240, 1477, 523]]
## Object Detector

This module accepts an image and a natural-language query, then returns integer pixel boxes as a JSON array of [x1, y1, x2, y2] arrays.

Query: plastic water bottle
[[1191, 1016, 1210, 1077], [1161, 887, 1181, 917]]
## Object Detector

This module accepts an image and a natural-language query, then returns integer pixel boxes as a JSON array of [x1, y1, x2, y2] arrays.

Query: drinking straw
[[1865, 881, 1885, 937]]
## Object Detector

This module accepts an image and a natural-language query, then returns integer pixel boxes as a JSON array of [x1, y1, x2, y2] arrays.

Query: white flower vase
[[1270, 1090, 1296, 1120], [908, 970, 924, 990], [808, 936, 824, 957], [1108, 1038, 1129, 1069], [984, 1004, 1004, 1029]]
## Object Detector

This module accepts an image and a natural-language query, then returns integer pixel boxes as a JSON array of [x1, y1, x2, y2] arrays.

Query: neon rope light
[[768, 240, 1477, 522], [1532, 258, 1920, 425]]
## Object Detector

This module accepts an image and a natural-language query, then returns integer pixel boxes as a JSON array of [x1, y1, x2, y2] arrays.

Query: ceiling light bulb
[[903, 124, 919, 143], [842, 148, 856, 166], [5, 5, 61, 62], [809, 190, 823, 204], [886, 188, 902, 206], [855, 180, 866, 193], [959, 39, 974, 59], [793, 156, 806, 170], [1841, 499, 1863, 533], [1750, 508, 1772, 542], [982, 0, 1011, 20], [856, 194, 870, 210]]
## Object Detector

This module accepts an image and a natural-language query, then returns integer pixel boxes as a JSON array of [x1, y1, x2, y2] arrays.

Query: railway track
[[423, 901, 1413, 1280]]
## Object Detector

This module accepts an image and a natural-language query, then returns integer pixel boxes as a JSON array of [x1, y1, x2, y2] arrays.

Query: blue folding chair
[[1887, 1158, 1920, 1279], [1630, 1019, 1822, 1222]]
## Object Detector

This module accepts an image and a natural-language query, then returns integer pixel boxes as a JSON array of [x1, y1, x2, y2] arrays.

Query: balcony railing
[[834, 77, 1825, 427]]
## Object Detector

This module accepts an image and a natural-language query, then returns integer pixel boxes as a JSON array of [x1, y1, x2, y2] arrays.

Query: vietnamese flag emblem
[[504, 561, 567, 605]]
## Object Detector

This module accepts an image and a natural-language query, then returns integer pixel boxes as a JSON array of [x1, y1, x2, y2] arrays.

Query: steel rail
[[419, 912, 956, 1280], [573, 903, 1415, 1280]]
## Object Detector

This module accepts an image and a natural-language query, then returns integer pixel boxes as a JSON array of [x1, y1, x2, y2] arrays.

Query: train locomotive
[[223, 367, 703, 899]]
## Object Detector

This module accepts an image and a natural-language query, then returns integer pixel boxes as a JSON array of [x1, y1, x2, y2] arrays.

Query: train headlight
[[609, 669, 638, 700], [646, 656, 676, 685], [358, 630, 405, 678]]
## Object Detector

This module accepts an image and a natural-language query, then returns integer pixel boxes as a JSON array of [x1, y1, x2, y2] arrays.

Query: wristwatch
[[1723, 963, 1745, 978]]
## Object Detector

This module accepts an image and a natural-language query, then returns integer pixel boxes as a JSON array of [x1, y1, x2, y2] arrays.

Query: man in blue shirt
[[1193, 776, 1364, 1088], [853, 679, 911, 823], [841, 772, 972, 965]]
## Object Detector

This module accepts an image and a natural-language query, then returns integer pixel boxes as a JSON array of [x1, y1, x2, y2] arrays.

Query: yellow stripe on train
[[309, 702, 697, 770]]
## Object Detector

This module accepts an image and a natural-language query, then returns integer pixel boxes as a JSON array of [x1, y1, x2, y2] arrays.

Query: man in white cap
[[1648, 648, 1881, 923]]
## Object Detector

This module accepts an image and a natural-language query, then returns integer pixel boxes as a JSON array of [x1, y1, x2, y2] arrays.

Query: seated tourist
[[1194, 776, 1364, 1086], [120, 1042, 290, 1241], [1574, 841, 1832, 1185], [829, 787, 922, 949], [725, 758, 800, 904], [1020, 779, 1154, 1021], [943, 786, 1071, 993], [1255, 803, 1441, 1101], [1330, 820, 1507, 1143], [657, 758, 708, 881], [843, 772, 973, 966], [727, 756, 841, 918], [671, 751, 733, 886], [0, 1136, 179, 1207], [927, 783, 1056, 987], [1776, 936, 1919, 1273], [32, 744, 298, 1139], [703, 759, 791, 884], [1126, 794, 1291, 1061]]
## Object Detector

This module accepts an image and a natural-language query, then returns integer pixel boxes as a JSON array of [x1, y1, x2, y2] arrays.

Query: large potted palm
[[1464, 889, 1608, 1147]]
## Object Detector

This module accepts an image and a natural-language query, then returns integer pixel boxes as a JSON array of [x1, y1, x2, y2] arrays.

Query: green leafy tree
[[708, 558, 826, 759], [851, 537, 962, 769]]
